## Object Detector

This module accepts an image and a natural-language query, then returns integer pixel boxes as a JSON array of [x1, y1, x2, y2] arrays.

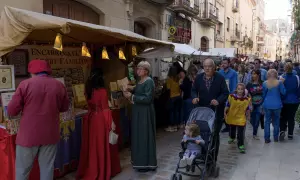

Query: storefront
[[0, 6, 172, 180], [167, 13, 192, 44]]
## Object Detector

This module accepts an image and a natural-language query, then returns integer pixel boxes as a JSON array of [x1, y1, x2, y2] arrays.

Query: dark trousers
[[280, 103, 299, 136], [229, 125, 245, 147], [211, 104, 224, 162], [168, 96, 182, 126]]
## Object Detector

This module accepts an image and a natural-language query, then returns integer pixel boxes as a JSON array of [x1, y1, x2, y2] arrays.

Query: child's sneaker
[[179, 157, 187, 167], [228, 138, 235, 144], [186, 157, 194, 166], [238, 145, 246, 154]]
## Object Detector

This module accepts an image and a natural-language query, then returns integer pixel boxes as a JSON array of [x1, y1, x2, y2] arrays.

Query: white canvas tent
[[0, 6, 173, 57], [193, 48, 236, 57], [138, 42, 204, 58]]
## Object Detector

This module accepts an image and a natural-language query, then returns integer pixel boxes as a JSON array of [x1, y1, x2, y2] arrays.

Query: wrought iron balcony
[[257, 36, 264, 44], [216, 34, 224, 42], [145, 0, 175, 5], [170, 0, 200, 17], [232, 0, 239, 13], [198, 2, 218, 26], [230, 31, 241, 42], [216, 0, 224, 6]]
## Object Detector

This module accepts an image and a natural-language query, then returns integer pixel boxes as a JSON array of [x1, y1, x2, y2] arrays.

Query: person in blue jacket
[[279, 62, 300, 141], [219, 58, 238, 93], [218, 58, 238, 133], [262, 69, 286, 143], [246, 59, 267, 84]]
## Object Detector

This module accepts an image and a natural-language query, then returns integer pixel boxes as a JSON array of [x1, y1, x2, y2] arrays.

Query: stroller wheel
[[176, 174, 182, 180], [206, 164, 213, 177], [170, 173, 177, 180], [213, 166, 220, 178]]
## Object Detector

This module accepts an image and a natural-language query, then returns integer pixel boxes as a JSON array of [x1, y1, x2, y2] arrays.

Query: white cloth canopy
[[138, 42, 201, 58], [0, 6, 173, 57]]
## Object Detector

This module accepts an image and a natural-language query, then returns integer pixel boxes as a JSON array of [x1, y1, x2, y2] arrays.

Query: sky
[[264, 0, 291, 20]]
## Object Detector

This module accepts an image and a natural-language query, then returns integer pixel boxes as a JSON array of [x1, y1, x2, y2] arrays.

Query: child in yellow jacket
[[224, 83, 251, 153]]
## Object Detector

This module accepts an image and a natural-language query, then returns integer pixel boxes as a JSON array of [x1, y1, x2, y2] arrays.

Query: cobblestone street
[[60, 122, 300, 180], [112, 122, 300, 180]]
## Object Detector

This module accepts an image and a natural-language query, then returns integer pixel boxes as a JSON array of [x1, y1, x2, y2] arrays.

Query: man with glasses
[[191, 58, 229, 162]]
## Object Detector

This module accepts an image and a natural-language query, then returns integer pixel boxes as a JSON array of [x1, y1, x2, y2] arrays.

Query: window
[[227, 17, 230, 32], [134, 22, 146, 36], [43, 0, 100, 24], [236, 23, 238, 32], [217, 23, 222, 35]]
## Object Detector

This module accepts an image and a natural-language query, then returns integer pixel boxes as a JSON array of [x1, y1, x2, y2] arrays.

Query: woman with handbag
[[76, 68, 120, 180]]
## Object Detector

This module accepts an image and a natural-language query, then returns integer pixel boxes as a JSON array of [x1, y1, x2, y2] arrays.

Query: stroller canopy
[[187, 107, 215, 132]]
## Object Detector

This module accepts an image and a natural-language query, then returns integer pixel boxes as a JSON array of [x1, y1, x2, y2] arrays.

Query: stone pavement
[[59, 122, 300, 180]]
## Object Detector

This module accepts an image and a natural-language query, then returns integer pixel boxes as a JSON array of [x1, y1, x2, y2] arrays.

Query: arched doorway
[[43, 0, 100, 24], [134, 17, 156, 39], [201, 37, 209, 52], [134, 22, 147, 37]]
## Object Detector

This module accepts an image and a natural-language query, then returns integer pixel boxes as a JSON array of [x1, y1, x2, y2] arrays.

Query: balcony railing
[[199, 2, 218, 24], [145, 0, 175, 5], [216, 0, 224, 6], [216, 34, 224, 42], [236, 31, 241, 39], [257, 36, 264, 44], [170, 0, 200, 16]]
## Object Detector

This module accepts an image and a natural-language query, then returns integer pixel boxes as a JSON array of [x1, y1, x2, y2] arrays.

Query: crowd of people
[[164, 57, 300, 156], [7, 57, 300, 180]]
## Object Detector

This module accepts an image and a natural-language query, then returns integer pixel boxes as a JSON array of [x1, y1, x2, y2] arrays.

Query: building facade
[[264, 31, 278, 61]]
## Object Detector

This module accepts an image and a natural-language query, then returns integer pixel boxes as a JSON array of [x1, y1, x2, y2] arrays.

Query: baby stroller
[[171, 107, 220, 180]]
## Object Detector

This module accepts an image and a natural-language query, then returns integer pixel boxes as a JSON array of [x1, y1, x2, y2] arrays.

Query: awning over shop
[[138, 42, 201, 58], [0, 6, 173, 57]]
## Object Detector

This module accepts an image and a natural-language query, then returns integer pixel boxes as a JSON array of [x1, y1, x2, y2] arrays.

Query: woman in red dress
[[77, 69, 120, 180]]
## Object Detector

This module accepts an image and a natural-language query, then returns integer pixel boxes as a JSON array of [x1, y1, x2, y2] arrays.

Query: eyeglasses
[[137, 67, 146, 71], [203, 65, 214, 69]]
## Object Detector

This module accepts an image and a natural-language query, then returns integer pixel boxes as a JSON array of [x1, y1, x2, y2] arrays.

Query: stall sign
[[17, 45, 92, 97], [23, 45, 92, 67]]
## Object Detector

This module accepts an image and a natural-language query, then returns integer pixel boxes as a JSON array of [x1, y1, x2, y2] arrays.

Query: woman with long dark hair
[[77, 68, 120, 180], [246, 69, 264, 140]]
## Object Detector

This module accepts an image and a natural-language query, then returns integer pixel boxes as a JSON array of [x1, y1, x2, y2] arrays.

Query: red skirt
[[76, 112, 111, 180]]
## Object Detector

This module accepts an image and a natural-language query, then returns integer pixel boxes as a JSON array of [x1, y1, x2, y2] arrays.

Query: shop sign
[[173, 27, 191, 44]]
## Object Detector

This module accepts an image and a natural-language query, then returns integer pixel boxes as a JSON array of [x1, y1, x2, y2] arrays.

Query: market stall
[[0, 6, 173, 180]]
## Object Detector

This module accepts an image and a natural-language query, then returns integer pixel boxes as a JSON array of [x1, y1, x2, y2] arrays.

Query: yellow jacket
[[166, 78, 181, 98], [225, 94, 251, 126]]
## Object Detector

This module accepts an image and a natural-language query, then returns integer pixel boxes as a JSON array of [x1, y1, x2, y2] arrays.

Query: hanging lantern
[[132, 45, 137, 56], [53, 33, 63, 52], [82, 42, 91, 57], [119, 48, 126, 60], [102, 47, 109, 60]]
